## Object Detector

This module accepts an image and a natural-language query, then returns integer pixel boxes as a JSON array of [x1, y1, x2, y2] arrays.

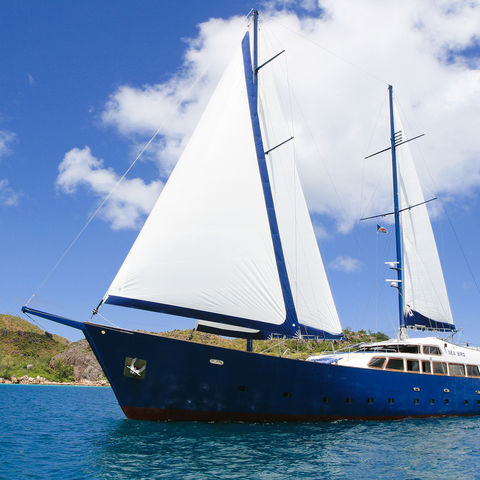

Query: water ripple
[[1, 385, 479, 479]]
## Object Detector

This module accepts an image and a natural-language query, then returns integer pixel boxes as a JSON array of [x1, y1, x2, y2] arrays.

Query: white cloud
[[0, 130, 14, 157], [313, 222, 329, 240], [329, 255, 362, 272], [89, 1, 480, 233], [56, 146, 163, 230], [0, 129, 20, 207], [0, 179, 20, 206], [27, 73, 35, 86], [101, 16, 247, 174]]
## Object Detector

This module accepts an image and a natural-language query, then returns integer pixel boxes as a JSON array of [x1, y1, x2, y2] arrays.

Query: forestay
[[394, 105, 454, 331]]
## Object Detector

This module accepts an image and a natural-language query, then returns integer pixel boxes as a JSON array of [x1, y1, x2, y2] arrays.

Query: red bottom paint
[[122, 406, 480, 423]]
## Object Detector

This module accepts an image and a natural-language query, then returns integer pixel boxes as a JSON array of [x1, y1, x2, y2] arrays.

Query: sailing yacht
[[23, 11, 480, 421]]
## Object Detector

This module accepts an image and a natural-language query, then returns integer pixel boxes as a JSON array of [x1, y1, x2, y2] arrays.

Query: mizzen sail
[[394, 105, 455, 331]]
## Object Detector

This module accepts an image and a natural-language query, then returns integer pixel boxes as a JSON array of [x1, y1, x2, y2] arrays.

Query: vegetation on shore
[[157, 327, 389, 360], [0, 314, 105, 383], [1, 314, 389, 382]]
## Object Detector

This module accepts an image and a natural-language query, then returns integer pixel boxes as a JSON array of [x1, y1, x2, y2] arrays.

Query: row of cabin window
[[359, 345, 442, 355], [368, 357, 480, 377]]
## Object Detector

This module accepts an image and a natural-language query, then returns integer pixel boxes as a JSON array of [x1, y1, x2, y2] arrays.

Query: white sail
[[105, 29, 343, 338], [257, 37, 342, 336], [105, 45, 286, 328], [395, 105, 454, 330]]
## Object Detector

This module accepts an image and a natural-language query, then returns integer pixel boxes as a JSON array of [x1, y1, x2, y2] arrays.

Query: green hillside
[[0, 313, 389, 382], [158, 327, 389, 360], [0, 314, 74, 381]]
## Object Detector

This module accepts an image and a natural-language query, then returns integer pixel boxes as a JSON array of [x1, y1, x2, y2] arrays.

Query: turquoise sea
[[1, 384, 479, 479]]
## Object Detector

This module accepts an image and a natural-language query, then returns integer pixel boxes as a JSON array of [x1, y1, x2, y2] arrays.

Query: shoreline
[[0, 376, 109, 387], [0, 382, 110, 387]]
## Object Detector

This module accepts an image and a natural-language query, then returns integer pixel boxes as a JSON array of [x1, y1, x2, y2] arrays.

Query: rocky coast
[[0, 375, 109, 386]]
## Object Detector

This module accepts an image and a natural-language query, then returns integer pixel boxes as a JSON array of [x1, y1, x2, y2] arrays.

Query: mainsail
[[103, 28, 343, 339], [394, 105, 455, 331]]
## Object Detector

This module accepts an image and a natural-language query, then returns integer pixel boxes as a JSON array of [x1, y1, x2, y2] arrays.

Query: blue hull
[[79, 322, 480, 421]]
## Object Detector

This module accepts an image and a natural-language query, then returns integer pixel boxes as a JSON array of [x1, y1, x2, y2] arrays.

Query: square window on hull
[[423, 346, 441, 355], [398, 345, 420, 354], [368, 357, 386, 369], [449, 364, 466, 377], [433, 362, 448, 375], [467, 365, 480, 377], [407, 360, 420, 372], [422, 361, 432, 374], [386, 358, 404, 371]]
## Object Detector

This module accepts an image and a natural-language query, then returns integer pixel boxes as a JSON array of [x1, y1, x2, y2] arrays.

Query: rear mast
[[388, 85, 406, 339]]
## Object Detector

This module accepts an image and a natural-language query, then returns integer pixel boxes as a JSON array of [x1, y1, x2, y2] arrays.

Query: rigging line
[[441, 200, 480, 298], [261, 24, 300, 312], [375, 230, 395, 335], [267, 17, 386, 86], [25, 58, 214, 309], [95, 312, 120, 328], [274, 56, 337, 320], [375, 230, 379, 332], [359, 96, 385, 221], [262, 20, 352, 237], [395, 93, 480, 301], [23, 311, 47, 333], [24, 125, 164, 307], [282, 38, 299, 309], [359, 197, 438, 221], [263, 18, 392, 332]]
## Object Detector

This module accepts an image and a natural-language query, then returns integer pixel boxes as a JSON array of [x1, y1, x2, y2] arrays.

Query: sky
[[1, 0, 480, 343]]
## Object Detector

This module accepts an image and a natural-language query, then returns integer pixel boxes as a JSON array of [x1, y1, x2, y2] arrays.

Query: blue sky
[[2, 0, 480, 343]]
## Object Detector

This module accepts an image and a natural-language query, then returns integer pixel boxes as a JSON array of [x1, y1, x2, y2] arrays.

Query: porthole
[[444, 388, 450, 393], [413, 387, 420, 392], [209, 359, 224, 366], [388, 398, 394, 404]]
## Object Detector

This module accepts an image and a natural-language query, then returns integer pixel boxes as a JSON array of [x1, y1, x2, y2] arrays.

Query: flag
[[377, 224, 388, 234]]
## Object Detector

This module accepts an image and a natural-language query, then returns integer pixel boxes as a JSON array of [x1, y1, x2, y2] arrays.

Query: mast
[[253, 9, 258, 89], [388, 85, 405, 338], [246, 9, 259, 353]]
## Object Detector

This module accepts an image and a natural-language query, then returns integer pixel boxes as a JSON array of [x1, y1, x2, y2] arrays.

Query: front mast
[[388, 85, 406, 339], [246, 9, 259, 353]]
